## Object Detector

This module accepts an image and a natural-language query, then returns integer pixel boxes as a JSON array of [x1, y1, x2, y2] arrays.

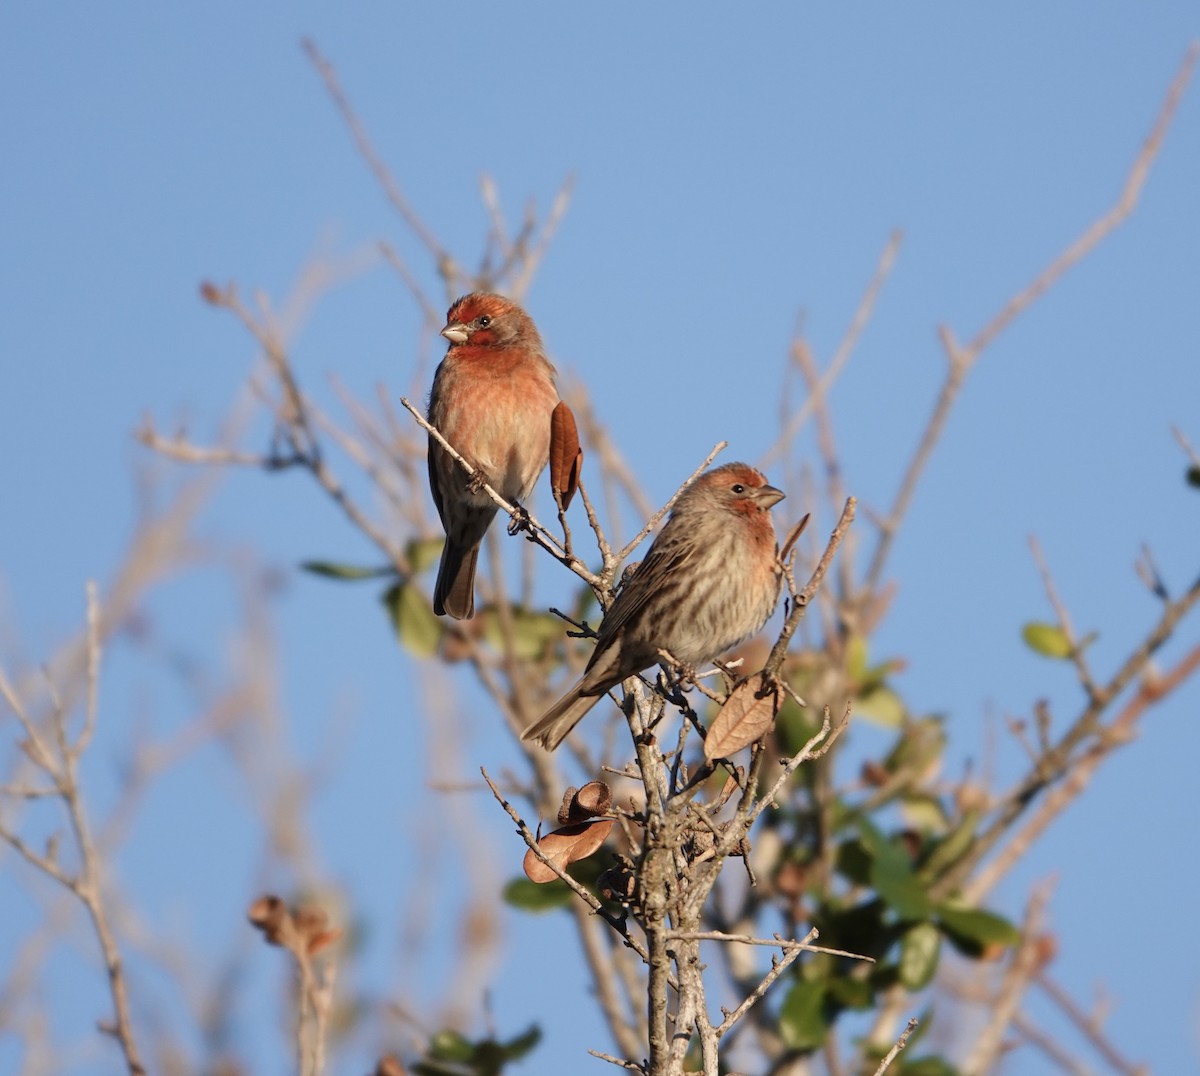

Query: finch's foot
[[507, 503, 533, 536], [659, 659, 698, 700]]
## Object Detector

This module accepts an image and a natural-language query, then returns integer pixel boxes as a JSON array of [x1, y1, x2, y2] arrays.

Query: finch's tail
[[433, 539, 481, 620], [522, 679, 606, 751]]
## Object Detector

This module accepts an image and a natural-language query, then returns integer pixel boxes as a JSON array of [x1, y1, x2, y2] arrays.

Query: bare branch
[[615, 442, 728, 566], [301, 38, 457, 287], [764, 496, 857, 679], [865, 44, 1197, 592], [871, 1018, 919, 1076], [762, 229, 902, 468]]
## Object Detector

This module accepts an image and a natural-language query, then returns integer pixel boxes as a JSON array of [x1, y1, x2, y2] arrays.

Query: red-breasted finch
[[427, 292, 560, 619], [523, 462, 785, 750]]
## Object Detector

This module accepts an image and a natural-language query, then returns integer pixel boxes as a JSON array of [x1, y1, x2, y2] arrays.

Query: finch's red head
[[441, 292, 540, 350], [688, 463, 785, 518]]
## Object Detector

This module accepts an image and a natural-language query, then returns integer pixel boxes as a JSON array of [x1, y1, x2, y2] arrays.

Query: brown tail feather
[[522, 679, 606, 750], [433, 540, 480, 620]]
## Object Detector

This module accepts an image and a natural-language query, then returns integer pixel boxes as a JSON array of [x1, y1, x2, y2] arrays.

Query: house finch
[[427, 292, 560, 619], [523, 462, 785, 750]]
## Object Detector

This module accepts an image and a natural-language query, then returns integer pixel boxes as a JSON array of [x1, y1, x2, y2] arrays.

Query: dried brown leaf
[[549, 400, 583, 511], [704, 675, 779, 760], [557, 780, 614, 823], [199, 280, 225, 305], [522, 818, 615, 883], [306, 927, 344, 956], [557, 786, 578, 826], [248, 894, 296, 949], [248, 895, 341, 957], [574, 780, 612, 818], [374, 1055, 408, 1076]]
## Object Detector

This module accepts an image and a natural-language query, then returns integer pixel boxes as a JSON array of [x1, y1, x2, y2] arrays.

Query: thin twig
[[587, 1049, 647, 1072], [764, 496, 857, 678], [1029, 537, 1100, 701], [1035, 971, 1148, 1076], [865, 45, 1197, 592], [937, 572, 1200, 900], [871, 1018, 919, 1076], [479, 768, 649, 961], [762, 229, 902, 467], [668, 929, 872, 962], [615, 443, 728, 566], [964, 638, 1200, 903], [508, 175, 576, 300], [0, 586, 147, 1074], [961, 884, 1052, 1075], [712, 934, 819, 1040], [301, 38, 455, 282]]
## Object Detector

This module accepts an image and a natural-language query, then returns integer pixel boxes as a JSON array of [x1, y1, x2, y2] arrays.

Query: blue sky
[[2, 4, 1199, 1073]]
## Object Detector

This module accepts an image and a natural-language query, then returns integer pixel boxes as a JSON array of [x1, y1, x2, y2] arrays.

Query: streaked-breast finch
[[523, 462, 784, 750]]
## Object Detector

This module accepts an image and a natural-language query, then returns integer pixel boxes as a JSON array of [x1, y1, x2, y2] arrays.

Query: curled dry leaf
[[549, 400, 583, 511], [248, 894, 342, 956], [248, 895, 293, 947], [199, 280, 225, 305], [522, 818, 615, 883], [573, 779, 613, 818], [704, 674, 780, 761], [558, 780, 613, 823], [374, 1055, 408, 1076], [557, 786, 579, 826]]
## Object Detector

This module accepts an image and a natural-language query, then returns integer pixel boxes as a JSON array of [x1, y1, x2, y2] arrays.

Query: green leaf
[[481, 607, 562, 660], [883, 717, 945, 776], [898, 921, 941, 990], [835, 839, 872, 887], [774, 692, 823, 759], [407, 536, 446, 574], [300, 560, 392, 581], [427, 1029, 475, 1061], [779, 979, 830, 1050], [382, 581, 441, 658], [1187, 465, 1200, 489], [498, 1024, 541, 1062], [826, 974, 874, 1010], [901, 1057, 960, 1076], [817, 899, 889, 961], [501, 877, 573, 913], [871, 855, 932, 921], [936, 902, 1020, 956], [899, 792, 949, 835], [856, 686, 906, 728], [845, 633, 869, 679], [860, 818, 932, 920], [411, 1061, 465, 1076], [918, 810, 980, 881], [1022, 621, 1073, 659]]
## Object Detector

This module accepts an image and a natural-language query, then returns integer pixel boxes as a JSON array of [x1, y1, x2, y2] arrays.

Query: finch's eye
[[478, 315, 491, 328], [731, 484, 746, 494]]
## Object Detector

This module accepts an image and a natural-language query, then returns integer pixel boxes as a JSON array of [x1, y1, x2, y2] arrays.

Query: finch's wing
[[427, 444, 446, 523], [590, 526, 698, 655]]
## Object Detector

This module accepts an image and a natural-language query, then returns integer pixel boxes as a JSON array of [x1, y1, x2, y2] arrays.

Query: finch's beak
[[441, 322, 469, 345], [756, 485, 785, 509]]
